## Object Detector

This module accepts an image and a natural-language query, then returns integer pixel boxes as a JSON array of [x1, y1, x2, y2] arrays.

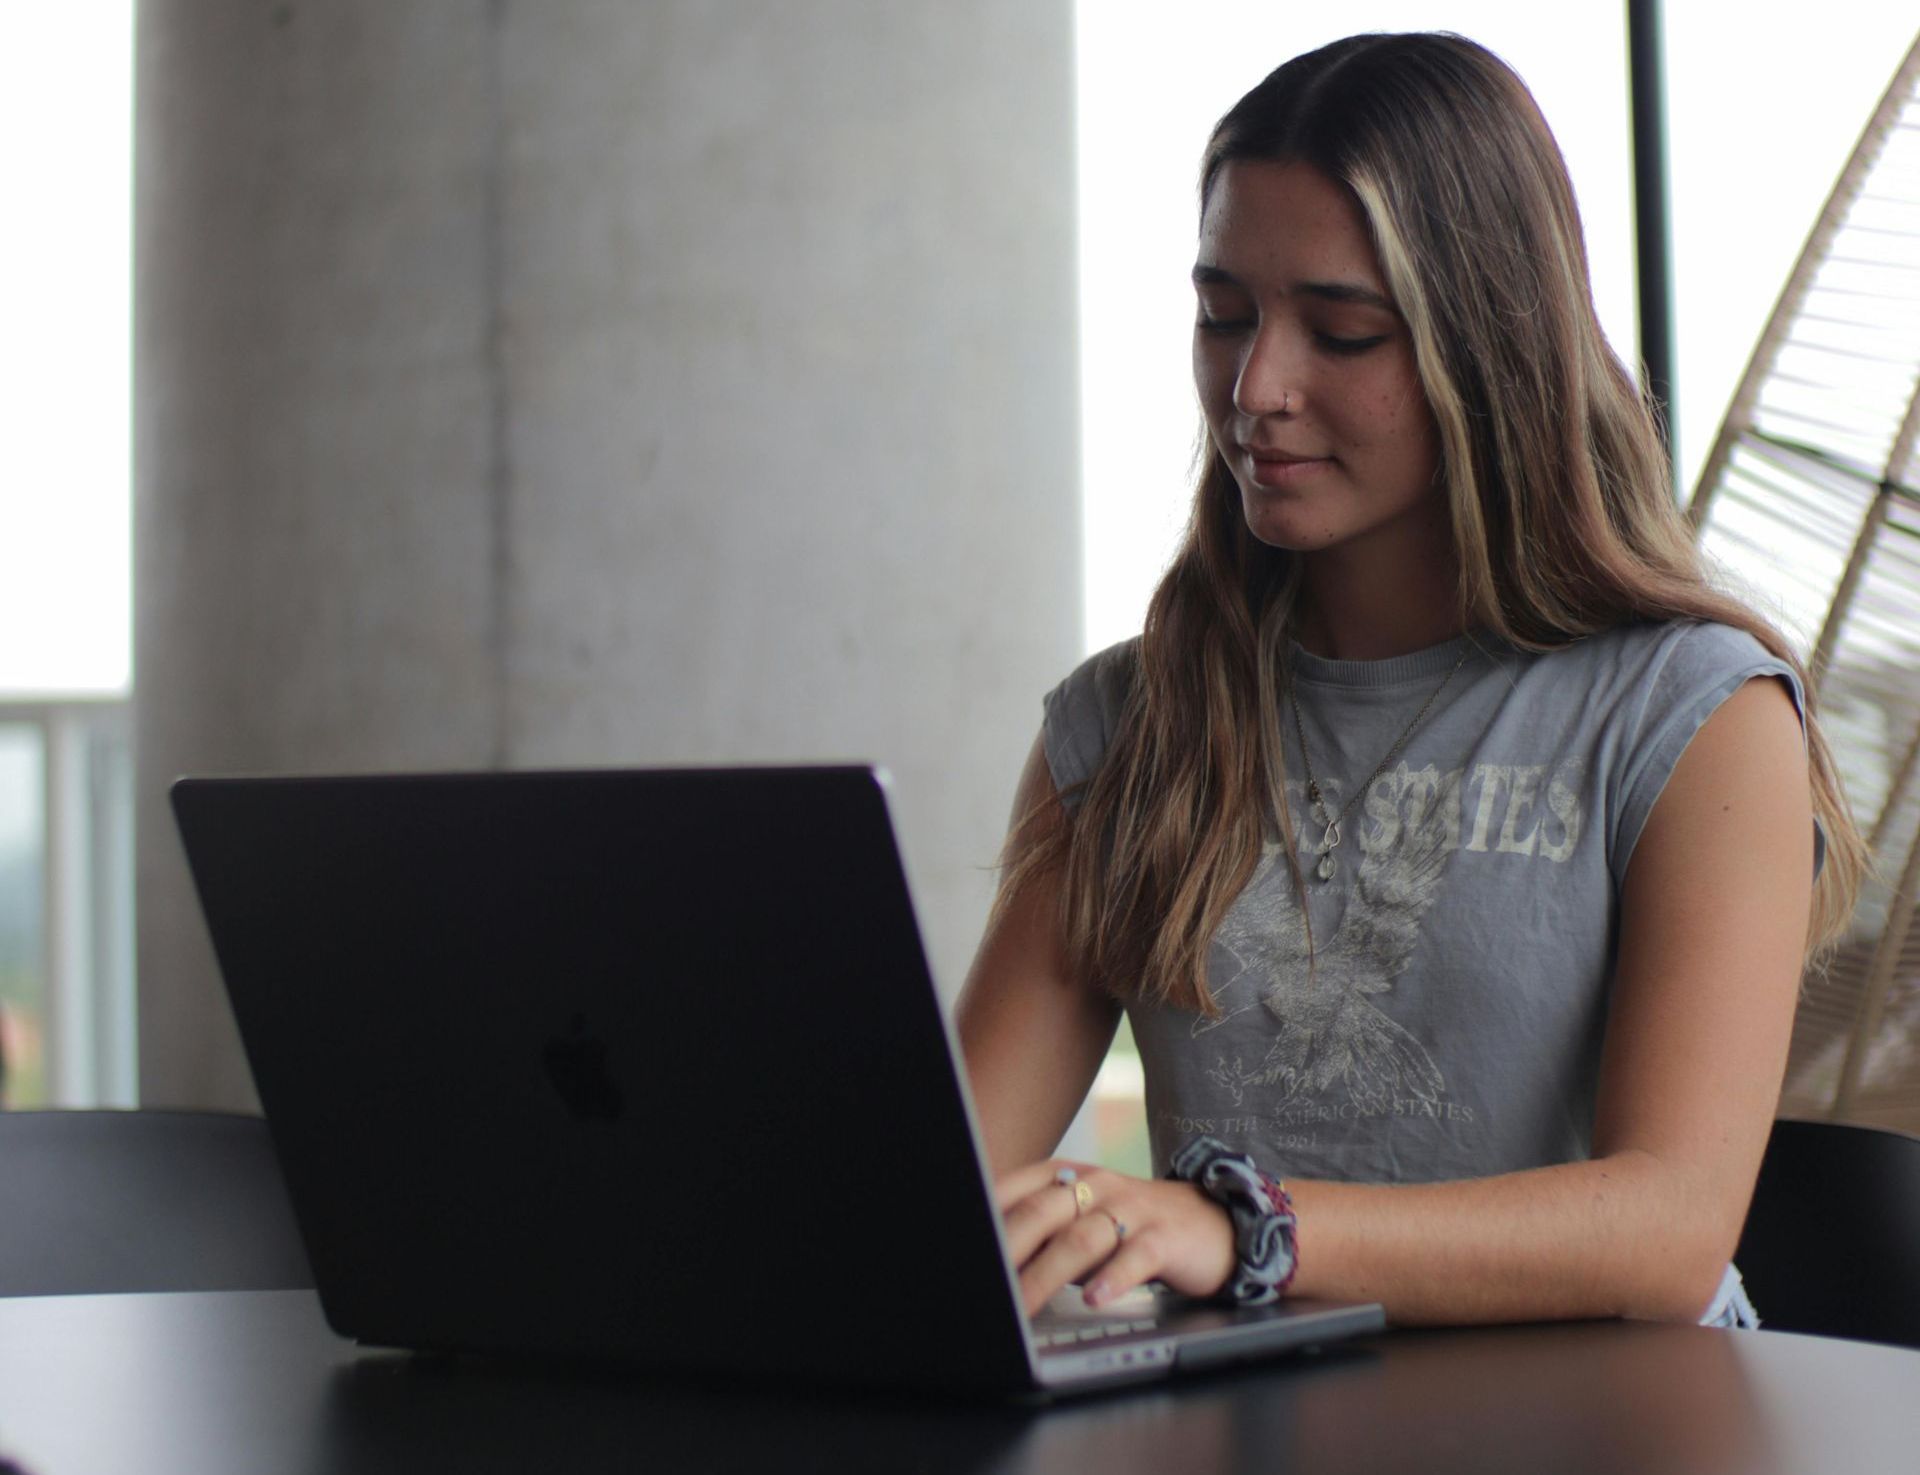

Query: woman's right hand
[[996, 1159, 1237, 1317]]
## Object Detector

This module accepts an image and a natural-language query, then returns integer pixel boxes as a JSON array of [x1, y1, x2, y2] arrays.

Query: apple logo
[[542, 1014, 625, 1122]]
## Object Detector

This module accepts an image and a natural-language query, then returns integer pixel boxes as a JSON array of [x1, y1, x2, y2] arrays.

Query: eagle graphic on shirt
[[1196, 785, 1451, 1113]]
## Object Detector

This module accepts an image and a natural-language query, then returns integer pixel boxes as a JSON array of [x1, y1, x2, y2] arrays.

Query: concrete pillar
[[135, 1, 1080, 1109]]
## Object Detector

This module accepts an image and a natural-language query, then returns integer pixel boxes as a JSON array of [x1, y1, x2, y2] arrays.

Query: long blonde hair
[[1007, 32, 1864, 1013]]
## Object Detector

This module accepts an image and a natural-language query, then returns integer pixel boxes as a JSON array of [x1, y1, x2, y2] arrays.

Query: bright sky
[[1076, 0, 1919, 652]]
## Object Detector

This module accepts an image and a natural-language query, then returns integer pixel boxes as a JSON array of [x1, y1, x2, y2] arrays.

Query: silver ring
[[1097, 1207, 1128, 1243]]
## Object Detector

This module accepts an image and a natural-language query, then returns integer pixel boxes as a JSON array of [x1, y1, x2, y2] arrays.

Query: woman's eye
[[1196, 314, 1254, 335], [1315, 332, 1389, 355]]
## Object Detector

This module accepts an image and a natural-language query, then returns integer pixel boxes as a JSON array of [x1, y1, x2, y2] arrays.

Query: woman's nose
[[1233, 323, 1297, 418]]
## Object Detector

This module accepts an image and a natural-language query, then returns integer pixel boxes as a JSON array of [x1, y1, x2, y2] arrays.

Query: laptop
[[171, 766, 1383, 1397]]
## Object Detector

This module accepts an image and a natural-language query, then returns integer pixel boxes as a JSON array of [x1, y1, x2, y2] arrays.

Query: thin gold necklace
[[1285, 646, 1471, 883]]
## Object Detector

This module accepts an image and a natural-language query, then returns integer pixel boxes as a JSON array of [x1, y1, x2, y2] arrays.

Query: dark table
[[1, 1290, 1916, 1474]]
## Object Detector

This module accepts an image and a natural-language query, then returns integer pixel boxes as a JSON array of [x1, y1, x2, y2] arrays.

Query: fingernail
[[1084, 1280, 1109, 1307]]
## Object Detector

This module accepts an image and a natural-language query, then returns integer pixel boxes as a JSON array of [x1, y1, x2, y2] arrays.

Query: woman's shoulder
[[1520, 619, 1797, 701], [1545, 619, 1812, 876], [1048, 636, 1141, 709], [1040, 637, 1141, 801], [1600, 617, 1780, 664], [1485, 617, 1808, 777]]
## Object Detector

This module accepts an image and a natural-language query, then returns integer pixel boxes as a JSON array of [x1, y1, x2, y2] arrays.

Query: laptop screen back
[[172, 767, 1035, 1392]]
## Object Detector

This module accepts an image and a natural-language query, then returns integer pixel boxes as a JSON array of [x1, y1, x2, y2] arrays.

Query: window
[[0, 4, 136, 1107]]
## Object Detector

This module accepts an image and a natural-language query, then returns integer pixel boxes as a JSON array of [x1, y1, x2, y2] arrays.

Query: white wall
[[135, 0, 1080, 1109]]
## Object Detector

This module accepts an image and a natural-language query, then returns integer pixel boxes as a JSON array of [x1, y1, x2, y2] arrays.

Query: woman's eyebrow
[[1299, 280, 1393, 309], [1190, 263, 1392, 309]]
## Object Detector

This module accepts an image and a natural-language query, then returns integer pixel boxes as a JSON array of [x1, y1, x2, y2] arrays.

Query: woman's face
[[1193, 159, 1442, 561]]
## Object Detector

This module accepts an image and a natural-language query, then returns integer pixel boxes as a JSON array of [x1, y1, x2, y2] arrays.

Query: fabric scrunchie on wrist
[[1168, 1135, 1299, 1305]]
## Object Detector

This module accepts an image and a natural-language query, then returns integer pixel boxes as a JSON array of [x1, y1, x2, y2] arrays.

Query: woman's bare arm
[[956, 736, 1122, 1178]]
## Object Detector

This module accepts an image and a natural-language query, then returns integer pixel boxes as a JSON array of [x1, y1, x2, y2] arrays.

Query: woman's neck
[[1291, 532, 1465, 662]]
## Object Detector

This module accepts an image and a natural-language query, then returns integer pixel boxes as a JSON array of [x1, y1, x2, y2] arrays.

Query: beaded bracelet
[[1168, 1135, 1299, 1305]]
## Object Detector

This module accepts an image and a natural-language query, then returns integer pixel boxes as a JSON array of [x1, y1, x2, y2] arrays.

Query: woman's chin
[[1238, 506, 1342, 554]]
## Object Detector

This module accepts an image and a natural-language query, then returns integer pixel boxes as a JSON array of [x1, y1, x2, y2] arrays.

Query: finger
[[994, 1159, 1091, 1212], [1078, 1230, 1167, 1310], [1000, 1176, 1085, 1270], [1017, 1207, 1130, 1317]]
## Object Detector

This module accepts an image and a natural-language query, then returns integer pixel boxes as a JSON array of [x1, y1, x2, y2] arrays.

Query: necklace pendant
[[1315, 850, 1337, 883]]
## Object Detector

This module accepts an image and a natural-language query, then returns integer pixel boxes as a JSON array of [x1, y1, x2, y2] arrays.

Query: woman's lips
[[1243, 448, 1335, 488]]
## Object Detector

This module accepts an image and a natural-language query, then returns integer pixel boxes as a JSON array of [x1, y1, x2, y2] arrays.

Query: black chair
[[0, 1109, 313, 1297], [1735, 1117, 1920, 1349]]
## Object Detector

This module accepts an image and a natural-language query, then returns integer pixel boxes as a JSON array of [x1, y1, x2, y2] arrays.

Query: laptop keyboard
[[1033, 1318, 1160, 1348]]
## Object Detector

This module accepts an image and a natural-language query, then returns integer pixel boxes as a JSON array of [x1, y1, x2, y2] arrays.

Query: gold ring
[[1097, 1207, 1128, 1243], [1072, 1180, 1094, 1216]]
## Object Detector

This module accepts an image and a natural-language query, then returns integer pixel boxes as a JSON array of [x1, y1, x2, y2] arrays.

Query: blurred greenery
[[1094, 1014, 1151, 1177], [0, 963, 45, 1108], [1096, 1108, 1152, 1179]]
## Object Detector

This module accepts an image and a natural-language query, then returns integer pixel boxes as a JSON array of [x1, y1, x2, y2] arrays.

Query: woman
[[956, 33, 1863, 1328]]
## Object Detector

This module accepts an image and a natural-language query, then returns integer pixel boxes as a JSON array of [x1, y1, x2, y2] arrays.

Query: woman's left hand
[[996, 1160, 1237, 1316]]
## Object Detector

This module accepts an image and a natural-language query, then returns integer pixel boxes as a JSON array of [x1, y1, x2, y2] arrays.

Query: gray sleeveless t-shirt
[[1042, 621, 1808, 1187]]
